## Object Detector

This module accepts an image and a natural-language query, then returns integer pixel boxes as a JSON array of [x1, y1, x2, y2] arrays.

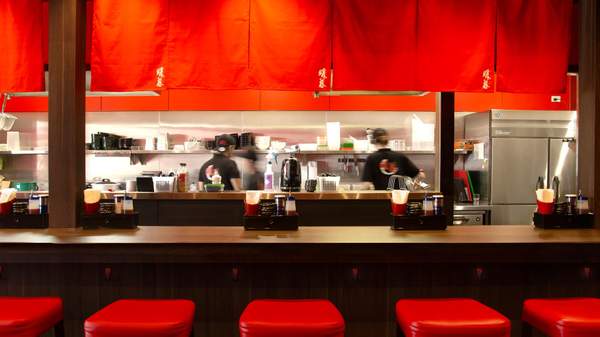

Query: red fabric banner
[[332, 0, 417, 90], [249, 0, 331, 90], [91, 0, 169, 91], [417, 0, 496, 92], [168, 0, 249, 89], [42, 1, 92, 65], [0, 0, 44, 93], [497, 0, 572, 93]]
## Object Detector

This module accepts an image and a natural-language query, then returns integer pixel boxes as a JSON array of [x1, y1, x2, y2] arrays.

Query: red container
[[84, 202, 100, 215], [244, 202, 260, 217], [391, 202, 407, 216], [0, 200, 14, 215], [537, 201, 554, 215]]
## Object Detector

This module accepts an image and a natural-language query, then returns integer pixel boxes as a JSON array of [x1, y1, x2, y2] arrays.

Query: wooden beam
[[578, 0, 600, 225], [48, 0, 87, 228], [440, 92, 455, 225]]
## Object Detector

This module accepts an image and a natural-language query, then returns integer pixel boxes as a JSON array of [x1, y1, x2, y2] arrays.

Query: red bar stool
[[0, 297, 64, 337], [396, 298, 510, 337], [239, 299, 345, 337], [522, 298, 600, 337], [84, 299, 195, 337]]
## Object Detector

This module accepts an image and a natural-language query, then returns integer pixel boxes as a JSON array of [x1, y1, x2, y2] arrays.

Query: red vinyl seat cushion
[[0, 297, 63, 337], [84, 299, 195, 337], [239, 299, 345, 337], [523, 298, 600, 337], [396, 298, 510, 337]]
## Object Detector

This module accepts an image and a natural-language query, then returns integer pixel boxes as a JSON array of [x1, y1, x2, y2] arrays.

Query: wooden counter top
[[0, 225, 599, 265], [0, 225, 599, 245], [18, 191, 434, 201]]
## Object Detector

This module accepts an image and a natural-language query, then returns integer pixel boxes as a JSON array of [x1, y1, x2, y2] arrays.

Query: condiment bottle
[[177, 163, 188, 192], [123, 196, 134, 214], [285, 195, 297, 216], [114, 194, 124, 214], [28, 195, 40, 215], [264, 161, 274, 191]]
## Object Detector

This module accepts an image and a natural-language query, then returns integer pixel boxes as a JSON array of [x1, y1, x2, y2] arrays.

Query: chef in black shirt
[[199, 135, 242, 191], [361, 128, 424, 190]]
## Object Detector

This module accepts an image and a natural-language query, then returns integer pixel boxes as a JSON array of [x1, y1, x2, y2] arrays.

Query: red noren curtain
[[416, 0, 496, 92], [0, 0, 44, 93], [497, 0, 572, 93], [332, 0, 417, 90], [249, 0, 331, 90], [168, 0, 249, 89], [91, 0, 169, 91]]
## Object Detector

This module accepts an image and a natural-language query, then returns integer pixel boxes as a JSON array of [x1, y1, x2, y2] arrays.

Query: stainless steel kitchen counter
[[454, 202, 492, 211], [18, 190, 435, 201]]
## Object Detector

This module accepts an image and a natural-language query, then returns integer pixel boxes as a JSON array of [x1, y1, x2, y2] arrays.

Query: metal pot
[[90, 179, 122, 192]]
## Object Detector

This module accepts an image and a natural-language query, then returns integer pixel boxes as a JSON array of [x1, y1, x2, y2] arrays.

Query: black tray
[[533, 212, 594, 229], [0, 213, 49, 228], [391, 214, 447, 230], [243, 215, 299, 230], [81, 213, 139, 229]]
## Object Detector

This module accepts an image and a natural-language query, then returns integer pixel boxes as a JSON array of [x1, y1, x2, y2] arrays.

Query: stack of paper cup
[[536, 189, 555, 215], [391, 190, 410, 216], [244, 191, 262, 216]]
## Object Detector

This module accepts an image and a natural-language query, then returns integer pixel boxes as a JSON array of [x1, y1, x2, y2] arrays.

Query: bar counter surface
[[1, 225, 599, 337], [1, 225, 600, 264]]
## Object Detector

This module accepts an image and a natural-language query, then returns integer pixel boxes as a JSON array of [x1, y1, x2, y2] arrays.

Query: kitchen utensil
[[240, 132, 254, 148], [298, 143, 318, 151], [157, 133, 169, 151], [119, 138, 133, 150], [125, 180, 137, 192], [145, 136, 157, 151], [305, 179, 317, 192], [184, 140, 202, 152], [0, 94, 17, 131], [317, 175, 340, 192], [90, 179, 121, 192], [353, 139, 369, 152], [12, 182, 38, 192], [205, 139, 216, 150], [255, 136, 271, 150], [280, 154, 301, 192], [204, 183, 224, 192], [102, 134, 121, 150], [91, 133, 105, 150], [152, 176, 176, 192], [136, 177, 154, 192], [229, 133, 240, 149], [326, 122, 341, 151], [271, 141, 286, 151], [6, 132, 20, 151]]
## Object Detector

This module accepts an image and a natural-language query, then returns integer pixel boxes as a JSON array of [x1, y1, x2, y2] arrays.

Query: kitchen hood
[[3, 71, 160, 98]]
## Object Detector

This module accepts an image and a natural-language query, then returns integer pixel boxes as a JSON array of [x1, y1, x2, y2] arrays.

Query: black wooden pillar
[[578, 0, 600, 225], [48, 0, 87, 227]]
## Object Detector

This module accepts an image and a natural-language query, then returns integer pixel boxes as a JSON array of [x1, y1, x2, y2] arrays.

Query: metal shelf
[[86, 149, 436, 156], [0, 150, 48, 155]]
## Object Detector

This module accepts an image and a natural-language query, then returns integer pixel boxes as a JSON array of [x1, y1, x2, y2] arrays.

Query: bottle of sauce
[[264, 161, 274, 191], [177, 163, 188, 192]]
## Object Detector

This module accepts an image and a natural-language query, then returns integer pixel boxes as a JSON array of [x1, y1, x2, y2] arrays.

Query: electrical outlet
[[551, 96, 562, 102]]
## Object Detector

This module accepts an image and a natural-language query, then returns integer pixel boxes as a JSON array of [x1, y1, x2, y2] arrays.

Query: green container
[[12, 182, 38, 192]]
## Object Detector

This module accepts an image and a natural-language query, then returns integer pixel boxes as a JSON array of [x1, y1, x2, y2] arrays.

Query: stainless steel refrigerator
[[464, 110, 577, 225]]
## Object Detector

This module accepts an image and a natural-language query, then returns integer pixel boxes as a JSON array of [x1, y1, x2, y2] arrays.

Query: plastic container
[[152, 176, 176, 192], [317, 176, 340, 192]]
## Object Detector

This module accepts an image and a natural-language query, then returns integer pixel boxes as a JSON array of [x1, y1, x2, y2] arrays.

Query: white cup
[[391, 190, 410, 204], [6, 132, 20, 151]]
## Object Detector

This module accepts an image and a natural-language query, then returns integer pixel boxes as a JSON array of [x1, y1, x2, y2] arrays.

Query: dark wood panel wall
[[578, 0, 600, 225], [48, 0, 87, 228], [0, 262, 596, 337]]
